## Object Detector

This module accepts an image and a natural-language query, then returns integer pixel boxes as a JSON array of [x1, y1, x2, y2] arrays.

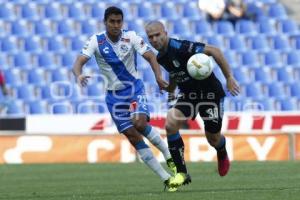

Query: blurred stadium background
[[0, 0, 299, 199], [0, 0, 300, 163]]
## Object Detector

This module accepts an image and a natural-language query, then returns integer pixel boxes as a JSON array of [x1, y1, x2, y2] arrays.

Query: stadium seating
[[0, 0, 299, 114]]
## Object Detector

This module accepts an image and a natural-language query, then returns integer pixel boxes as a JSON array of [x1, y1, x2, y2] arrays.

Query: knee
[[124, 128, 143, 145], [133, 119, 147, 133], [165, 121, 178, 134]]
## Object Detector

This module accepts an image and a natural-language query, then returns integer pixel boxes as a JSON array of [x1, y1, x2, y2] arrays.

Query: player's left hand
[[156, 77, 169, 92], [226, 76, 240, 96]]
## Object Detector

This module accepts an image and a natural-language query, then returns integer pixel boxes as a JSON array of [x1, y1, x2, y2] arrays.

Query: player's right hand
[[156, 77, 169, 92], [77, 74, 90, 87]]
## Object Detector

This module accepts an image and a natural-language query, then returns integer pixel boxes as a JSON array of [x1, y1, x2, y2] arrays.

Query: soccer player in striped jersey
[[72, 7, 178, 191]]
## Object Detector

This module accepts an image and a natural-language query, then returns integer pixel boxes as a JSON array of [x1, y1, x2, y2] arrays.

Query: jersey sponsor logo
[[103, 46, 110, 54], [98, 39, 106, 45], [120, 44, 129, 54], [172, 59, 180, 68]]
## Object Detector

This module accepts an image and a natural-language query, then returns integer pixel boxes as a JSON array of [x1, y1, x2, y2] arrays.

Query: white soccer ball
[[187, 53, 214, 80]]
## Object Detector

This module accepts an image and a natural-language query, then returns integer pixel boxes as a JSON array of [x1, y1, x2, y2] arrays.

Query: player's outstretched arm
[[72, 55, 90, 87], [203, 45, 240, 96], [143, 51, 169, 91]]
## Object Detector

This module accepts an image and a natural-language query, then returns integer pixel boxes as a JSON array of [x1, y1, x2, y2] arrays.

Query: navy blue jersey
[[157, 38, 225, 99]]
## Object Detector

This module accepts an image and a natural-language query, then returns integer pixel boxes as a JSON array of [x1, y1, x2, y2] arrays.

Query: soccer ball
[[187, 53, 214, 80]]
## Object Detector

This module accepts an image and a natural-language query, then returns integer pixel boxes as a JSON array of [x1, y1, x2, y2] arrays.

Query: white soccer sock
[[142, 125, 171, 161], [135, 141, 171, 181]]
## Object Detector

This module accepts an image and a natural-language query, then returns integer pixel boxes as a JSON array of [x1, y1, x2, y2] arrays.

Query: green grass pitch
[[0, 161, 299, 200]]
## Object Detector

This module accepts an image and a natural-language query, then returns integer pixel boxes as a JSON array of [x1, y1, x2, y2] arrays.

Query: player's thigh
[[131, 113, 148, 132], [165, 108, 187, 133], [197, 98, 224, 134]]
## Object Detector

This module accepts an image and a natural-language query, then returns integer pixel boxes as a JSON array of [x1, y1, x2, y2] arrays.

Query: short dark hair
[[104, 6, 123, 21]]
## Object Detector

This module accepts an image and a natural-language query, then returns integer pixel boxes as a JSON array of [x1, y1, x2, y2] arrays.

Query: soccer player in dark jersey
[[145, 21, 240, 186]]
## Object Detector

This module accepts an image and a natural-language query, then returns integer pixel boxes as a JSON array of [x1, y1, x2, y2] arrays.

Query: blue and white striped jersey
[[81, 30, 150, 90]]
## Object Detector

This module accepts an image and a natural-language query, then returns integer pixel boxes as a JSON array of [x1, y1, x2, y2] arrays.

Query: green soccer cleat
[[166, 158, 177, 175], [164, 177, 178, 192], [169, 172, 192, 187]]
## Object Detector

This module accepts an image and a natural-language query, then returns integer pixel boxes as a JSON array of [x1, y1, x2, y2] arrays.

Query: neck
[[160, 37, 170, 54], [107, 32, 121, 43]]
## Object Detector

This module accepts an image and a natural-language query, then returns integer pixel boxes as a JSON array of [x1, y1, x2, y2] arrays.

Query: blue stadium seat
[[183, 1, 202, 20], [257, 19, 276, 36], [1, 36, 18, 53], [224, 51, 238, 67], [127, 19, 145, 37], [44, 2, 63, 20], [137, 2, 155, 20], [27, 68, 47, 86], [47, 36, 65, 52], [228, 35, 246, 52], [263, 51, 282, 67], [254, 67, 275, 84], [87, 83, 103, 98], [279, 19, 299, 36], [267, 82, 286, 98], [268, 3, 287, 19], [37, 52, 56, 68], [69, 85, 83, 101], [277, 67, 295, 83], [240, 51, 259, 66], [233, 68, 252, 84], [294, 36, 300, 50], [61, 52, 76, 68], [13, 52, 31, 68], [250, 35, 270, 53], [51, 68, 70, 82], [172, 19, 191, 38], [214, 21, 234, 37], [245, 83, 264, 99], [21, 3, 39, 20], [0, 54, 8, 68], [161, 2, 179, 20], [286, 51, 300, 66], [16, 85, 36, 101], [91, 2, 106, 19], [28, 100, 48, 114], [81, 19, 98, 35], [76, 100, 107, 114], [24, 36, 42, 53], [0, 3, 16, 21], [68, 2, 86, 20], [194, 20, 213, 36], [235, 20, 257, 36], [271, 35, 291, 52], [280, 98, 298, 110], [40, 85, 52, 99], [119, 2, 134, 20], [11, 20, 29, 37], [57, 19, 75, 36], [50, 101, 73, 114], [6, 100, 25, 116], [290, 82, 300, 97], [4, 68, 23, 86], [256, 98, 277, 111], [34, 20, 53, 37], [71, 36, 86, 51], [205, 35, 225, 49]]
